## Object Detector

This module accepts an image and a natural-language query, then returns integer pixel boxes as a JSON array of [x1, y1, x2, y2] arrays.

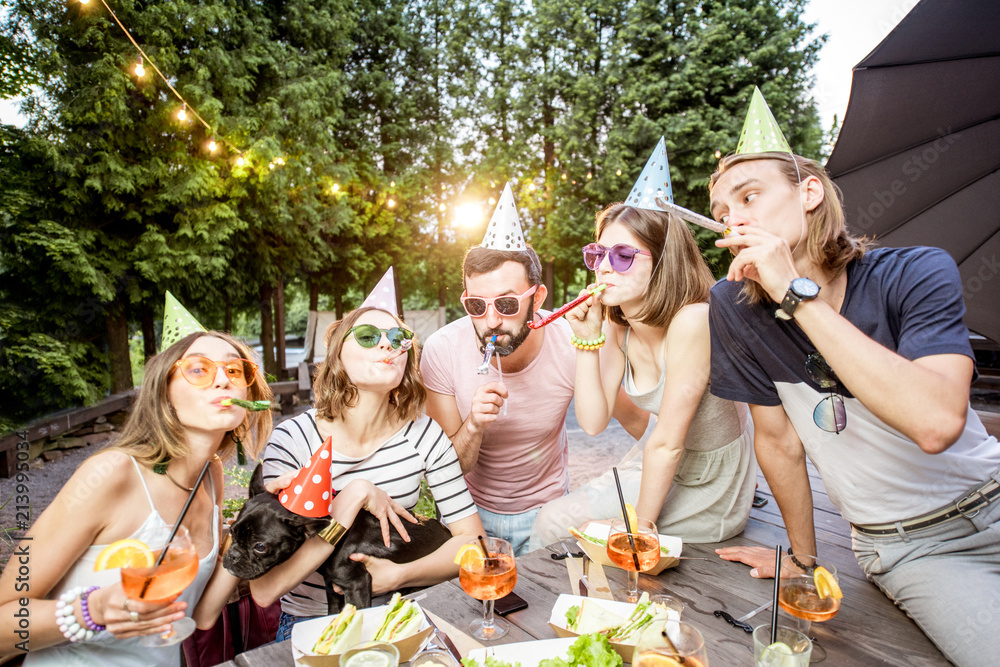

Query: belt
[[852, 478, 1000, 536]]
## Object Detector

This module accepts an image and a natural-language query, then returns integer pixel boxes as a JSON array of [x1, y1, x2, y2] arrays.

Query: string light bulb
[[528, 183, 536, 192], [561, 172, 567, 180], [616, 168, 622, 176], [439, 203, 447, 212], [236, 156, 245, 166], [177, 104, 187, 122], [134, 57, 145, 78], [488, 197, 496, 205], [441, 183, 447, 191], [390, 180, 395, 187], [387, 198, 396, 208], [587, 171, 593, 180], [208, 137, 217, 152], [331, 183, 340, 193], [714, 150, 722, 159]]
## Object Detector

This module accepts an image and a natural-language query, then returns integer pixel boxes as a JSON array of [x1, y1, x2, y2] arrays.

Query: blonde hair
[[111, 331, 273, 467], [709, 152, 870, 304], [313, 307, 426, 422], [595, 203, 714, 328]]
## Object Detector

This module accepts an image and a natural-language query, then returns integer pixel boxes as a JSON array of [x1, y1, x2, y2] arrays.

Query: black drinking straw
[[611, 467, 641, 571], [139, 460, 211, 598], [770, 545, 782, 645]]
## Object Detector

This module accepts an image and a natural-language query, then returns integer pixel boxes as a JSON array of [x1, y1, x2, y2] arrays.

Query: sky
[[1, 0, 922, 132]]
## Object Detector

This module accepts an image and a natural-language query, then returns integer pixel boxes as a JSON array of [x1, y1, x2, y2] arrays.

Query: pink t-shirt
[[421, 313, 574, 514]]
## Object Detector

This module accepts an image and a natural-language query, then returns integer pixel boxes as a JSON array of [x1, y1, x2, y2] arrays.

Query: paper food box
[[570, 520, 683, 575], [290, 600, 433, 666], [547, 594, 681, 663]]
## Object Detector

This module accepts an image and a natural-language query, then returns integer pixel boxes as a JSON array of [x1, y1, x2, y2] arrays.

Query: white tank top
[[24, 457, 219, 667]]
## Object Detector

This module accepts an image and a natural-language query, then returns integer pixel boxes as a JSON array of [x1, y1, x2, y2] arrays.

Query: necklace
[[163, 468, 195, 493]]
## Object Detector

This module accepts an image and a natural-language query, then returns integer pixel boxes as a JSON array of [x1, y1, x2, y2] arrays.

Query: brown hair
[[313, 307, 426, 422], [462, 246, 543, 289], [112, 332, 273, 467], [709, 152, 870, 304], [595, 203, 715, 328]]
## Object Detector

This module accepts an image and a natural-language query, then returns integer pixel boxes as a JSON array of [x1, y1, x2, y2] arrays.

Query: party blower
[[527, 284, 607, 330]]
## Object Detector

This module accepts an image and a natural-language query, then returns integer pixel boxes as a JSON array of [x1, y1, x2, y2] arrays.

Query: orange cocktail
[[457, 537, 516, 641], [458, 552, 516, 601], [121, 543, 198, 603], [607, 517, 659, 603], [778, 555, 842, 662], [119, 524, 200, 647]]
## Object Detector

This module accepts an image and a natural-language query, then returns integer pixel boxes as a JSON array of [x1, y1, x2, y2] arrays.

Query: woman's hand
[[89, 584, 189, 639], [347, 553, 406, 595], [715, 546, 779, 579], [340, 479, 417, 547], [264, 470, 298, 495], [564, 285, 604, 340]]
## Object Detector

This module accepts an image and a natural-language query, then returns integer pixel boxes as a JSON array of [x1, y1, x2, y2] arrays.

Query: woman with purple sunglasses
[[529, 197, 756, 551]]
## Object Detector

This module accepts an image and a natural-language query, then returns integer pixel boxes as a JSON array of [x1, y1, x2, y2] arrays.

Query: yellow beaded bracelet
[[571, 332, 606, 350]]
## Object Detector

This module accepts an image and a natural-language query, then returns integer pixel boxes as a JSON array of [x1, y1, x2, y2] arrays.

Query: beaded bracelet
[[55, 587, 95, 643], [79, 586, 106, 632], [570, 332, 606, 351], [786, 548, 815, 573]]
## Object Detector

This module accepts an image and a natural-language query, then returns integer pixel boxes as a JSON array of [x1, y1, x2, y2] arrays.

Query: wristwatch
[[775, 278, 820, 321]]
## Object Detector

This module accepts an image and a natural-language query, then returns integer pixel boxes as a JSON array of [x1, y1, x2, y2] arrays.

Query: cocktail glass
[[120, 524, 199, 647], [606, 517, 659, 603], [778, 555, 840, 663], [753, 624, 812, 666], [457, 536, 516, 641], [633, 618, 709, 667]]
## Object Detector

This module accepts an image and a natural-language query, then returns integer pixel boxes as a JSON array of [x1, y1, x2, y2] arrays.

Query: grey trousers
[[852, 470, 1000, 667]]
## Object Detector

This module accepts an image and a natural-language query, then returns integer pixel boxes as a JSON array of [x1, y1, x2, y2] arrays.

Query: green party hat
[[160, 291, 206, 353], [735, 87, 792, 155]]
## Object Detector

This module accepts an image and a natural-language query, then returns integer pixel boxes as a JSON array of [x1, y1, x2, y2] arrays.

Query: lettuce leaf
[[565, 605, 580, 629]]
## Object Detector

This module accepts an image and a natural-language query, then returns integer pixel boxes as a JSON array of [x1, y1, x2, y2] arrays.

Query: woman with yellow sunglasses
[[0, 328, 273, 666]]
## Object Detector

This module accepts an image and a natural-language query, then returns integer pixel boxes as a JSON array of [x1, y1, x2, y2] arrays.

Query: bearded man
[[421, 242, 577, 555]]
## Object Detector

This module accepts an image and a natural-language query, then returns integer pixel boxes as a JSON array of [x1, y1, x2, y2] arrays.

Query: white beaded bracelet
[[55, 587, 95, 643]]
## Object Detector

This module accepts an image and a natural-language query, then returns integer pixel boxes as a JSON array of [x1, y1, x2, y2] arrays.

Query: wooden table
[[221, 539, 948, 666]]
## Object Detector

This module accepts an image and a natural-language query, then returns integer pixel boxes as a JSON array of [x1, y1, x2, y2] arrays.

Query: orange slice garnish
[[635, 652, 684, 667], [453, 544, 486, 569], [625, 503, 639, 534], [814, 566, 843, 600], [94, 539, 154, 571]]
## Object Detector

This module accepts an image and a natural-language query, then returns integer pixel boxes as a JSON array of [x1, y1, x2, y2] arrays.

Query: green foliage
[[222, 465, 254, 520], [0, 0, 825, 424]]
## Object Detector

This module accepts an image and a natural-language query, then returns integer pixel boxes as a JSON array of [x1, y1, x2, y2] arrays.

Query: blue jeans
[[275, 611, 312, 643], [477, 506, 540, 556], [852, 471, 1000, 667]]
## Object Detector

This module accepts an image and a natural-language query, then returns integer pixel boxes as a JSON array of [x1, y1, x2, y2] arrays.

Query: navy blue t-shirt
[[708, 246, 1000, 524]]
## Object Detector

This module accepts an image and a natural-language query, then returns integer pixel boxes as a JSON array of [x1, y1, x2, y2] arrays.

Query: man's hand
[[716, 545, 779, 579], [348, 553, 405, 596], [715, 226, 800, 303], [467, 381, 508, 434]]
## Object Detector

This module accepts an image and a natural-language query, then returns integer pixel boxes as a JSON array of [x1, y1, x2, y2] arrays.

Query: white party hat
[[480, 183, 526, 251], [360, 267, 398, 316], [160, 291, 207, 353], [626, 136, 674, 209]]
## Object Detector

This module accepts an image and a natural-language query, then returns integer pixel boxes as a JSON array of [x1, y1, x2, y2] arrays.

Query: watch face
[[791, 278, 820, 298]]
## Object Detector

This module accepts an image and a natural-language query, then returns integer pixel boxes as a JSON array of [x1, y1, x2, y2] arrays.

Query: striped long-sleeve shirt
[[262, 409, 477, 617]]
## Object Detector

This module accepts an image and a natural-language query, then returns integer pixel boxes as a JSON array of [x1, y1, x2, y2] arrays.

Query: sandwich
[[565, 594, 666, 645], [373, 593, 423, 642], [311, 604, 362, 655]]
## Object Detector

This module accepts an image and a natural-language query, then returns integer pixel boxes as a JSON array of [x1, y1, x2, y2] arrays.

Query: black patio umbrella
[[825, 0, 1000, 345]]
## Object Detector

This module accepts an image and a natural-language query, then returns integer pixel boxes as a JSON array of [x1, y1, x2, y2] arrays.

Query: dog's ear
[[282, 513, 333, 538], [249, 464, 267, 497]]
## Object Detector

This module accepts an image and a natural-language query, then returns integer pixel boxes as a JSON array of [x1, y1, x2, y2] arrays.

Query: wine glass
[[119, 524, 200, 646], [457, 536, 516, 641], [778, 555, 840, 663], [606, 517, 659, 603], [633, 618, 709, 667]]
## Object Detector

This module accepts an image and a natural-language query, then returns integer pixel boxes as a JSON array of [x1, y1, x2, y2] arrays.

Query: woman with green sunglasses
[[251, 307, 485, 638]]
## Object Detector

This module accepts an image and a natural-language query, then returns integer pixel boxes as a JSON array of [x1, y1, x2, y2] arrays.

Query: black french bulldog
[[223, 465, 453, 614]]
